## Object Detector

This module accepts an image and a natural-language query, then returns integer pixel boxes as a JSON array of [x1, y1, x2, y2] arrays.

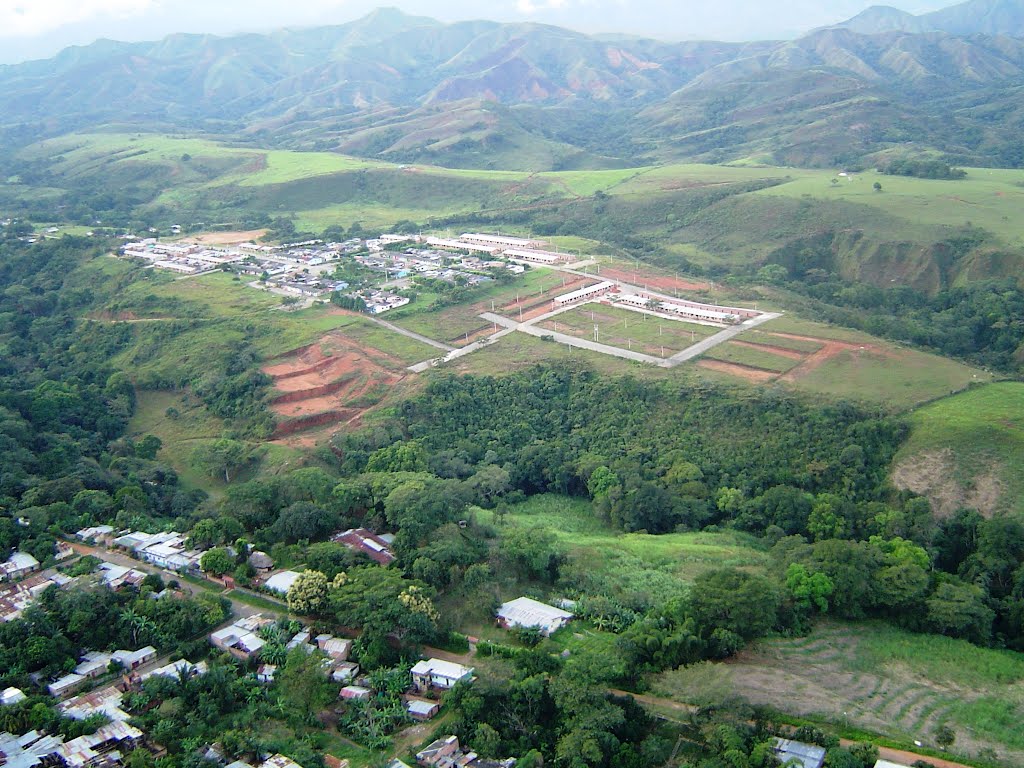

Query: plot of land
[[592, 263, 711, 293], [478, 495, 767, 610], [653, 620, 1024, 765], [893, 382, 1024, 516], [263, 332, 412, 445], [702, 340, 802, 373], [538, 304, 715, 358]]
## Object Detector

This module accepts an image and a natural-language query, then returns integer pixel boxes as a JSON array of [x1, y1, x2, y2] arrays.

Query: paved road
[[665, 312, 782, 365]]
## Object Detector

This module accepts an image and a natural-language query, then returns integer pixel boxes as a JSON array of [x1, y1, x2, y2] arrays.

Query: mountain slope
[[833, 0, 1024, 36]]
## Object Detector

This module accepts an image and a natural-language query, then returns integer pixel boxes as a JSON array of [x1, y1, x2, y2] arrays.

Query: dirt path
[[697, 359, 779, 383]]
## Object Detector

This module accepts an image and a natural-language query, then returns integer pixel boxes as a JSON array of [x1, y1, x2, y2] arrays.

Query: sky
[[0, 0, 960, 64]]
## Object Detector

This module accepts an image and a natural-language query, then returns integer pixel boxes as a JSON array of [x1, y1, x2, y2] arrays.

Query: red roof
[[331, 528, 395, 565]]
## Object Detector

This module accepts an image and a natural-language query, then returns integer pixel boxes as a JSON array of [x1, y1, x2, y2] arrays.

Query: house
[[339, 686, 371, 701], [57, 721, 144, 768], [460, 233, 545, 250], [96, 563, 147, 591], [0, 688, 26, 706], [329, 662, 359, 683], [74, 652, 113, 679], [113, 531, 201, 572], [316, 634, 351, 661], [773, 738, 826, 768], [142, 659, 207, 682], [48, 673, 87, 698], [264, 570, 302, 596], [331, 529, 396, 565], [405, 697, 440, 721], [386, 761, 412, 768], [248, 551, 273, 574], [60, 686, 130, 722], [496, 597, 574, 637], [256, 664, 277, 683], [410, 659, 474, 692], [112, 647, 157, 670], [324, 756, 351, 768], [416, 735, 460, 766], [260, 755, 305, 768], [75, 526, 115, 543], [873, 762, 910, 768], [210, 620, 266, 661], [0, 552, 40, 582], [286, 630, 313, 652]]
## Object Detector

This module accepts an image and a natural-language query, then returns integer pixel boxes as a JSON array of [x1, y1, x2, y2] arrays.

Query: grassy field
[[893, 382, 1024, 516], [653, 620, 1024, 764], [478, 495, 767, 608], [702, 341, 801, 373], [540, 304, 716, 357], [736, 329, 825, 353], [338, 318, 441, 365], [757, 167, 1024, 247]]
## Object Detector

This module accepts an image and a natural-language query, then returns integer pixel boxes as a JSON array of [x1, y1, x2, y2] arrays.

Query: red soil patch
[[598, 265, 710, 293], [771, 333, 893, 383], [190, 229, 269, 246], [730, 339, 807, 361], [263, 333, 407, 439], [697, 359, 779, 383]]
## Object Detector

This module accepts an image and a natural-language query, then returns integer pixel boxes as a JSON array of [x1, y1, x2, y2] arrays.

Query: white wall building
[[497, 597, 574, 636]]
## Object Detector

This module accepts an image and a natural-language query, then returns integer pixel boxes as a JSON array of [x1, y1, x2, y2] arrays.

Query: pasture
[[653, 620, 1024, 765], [893, 382, 1024, 516]]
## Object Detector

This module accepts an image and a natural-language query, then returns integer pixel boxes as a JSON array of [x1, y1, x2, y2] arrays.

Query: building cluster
[[415, 735, 516, 768], [0, 552, 41, 582], [121, 240, 240, 275], [48, 648, 157, 698], [1, 685, 146, 768], [424, 233, 571, 267], [110, 531, 202, 572], [549, 281, 761, 327], [0, 566, 74, 622]]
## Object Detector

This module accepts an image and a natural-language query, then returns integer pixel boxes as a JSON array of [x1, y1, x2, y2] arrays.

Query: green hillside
[[893, 382, 1024, 517]]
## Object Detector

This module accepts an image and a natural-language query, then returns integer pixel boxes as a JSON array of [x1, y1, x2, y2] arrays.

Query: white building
[[496, 597, 574, 636], [0, 553, 40, 582], [460, 233, 545, 250], [503, 248, 564, 265], [264, 570, 302, 596], [410, 659, 475, 691], [0, 688, 26, 707], [553, 281, 616, 306]]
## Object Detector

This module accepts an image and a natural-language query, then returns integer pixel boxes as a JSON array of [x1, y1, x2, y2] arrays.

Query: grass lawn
[[895, 382, 1024, 515], [479, 495, 767, 608], [757, 314, 883, 343], [653, 619, 1024, 763], [339, 319, 441, 365], [702, 341, 801, 373]]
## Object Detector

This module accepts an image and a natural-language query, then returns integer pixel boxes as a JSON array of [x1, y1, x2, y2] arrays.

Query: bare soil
[[263, 333, 407, 443], [892, 448, 1005, 518], [598, 265, 710, 292], [773, 333, 892, 383], [189, 229, 269, 245], [729, 339, 807, 361]]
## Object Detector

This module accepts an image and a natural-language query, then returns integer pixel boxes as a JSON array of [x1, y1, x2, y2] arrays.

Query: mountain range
[[4, 0, 1024, 169]]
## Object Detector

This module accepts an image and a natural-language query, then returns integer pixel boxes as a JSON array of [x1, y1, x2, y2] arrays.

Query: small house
[[256, 665, 277, 684], [410, 659, 474, 692], [264, 570, 302, 596], [248, 551, 273, 574], [496, 597, 574, 637], [339, 686, 371, 701], [0, 687, 26, 706], [773, 738, 826, 768], [405, 697, 439, 721]]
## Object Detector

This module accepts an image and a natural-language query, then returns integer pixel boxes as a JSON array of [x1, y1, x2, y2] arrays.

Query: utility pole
[[594, 324, 599, 343]]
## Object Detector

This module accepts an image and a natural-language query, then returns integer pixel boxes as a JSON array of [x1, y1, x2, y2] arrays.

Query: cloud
[[0, 0, 156, 37], [515, 0, 575, 15]]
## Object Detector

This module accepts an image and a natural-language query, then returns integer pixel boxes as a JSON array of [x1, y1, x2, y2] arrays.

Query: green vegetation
[[541, 305, 714, 356], [896, 382, 1024, 516], [702, 341, 800, 373]]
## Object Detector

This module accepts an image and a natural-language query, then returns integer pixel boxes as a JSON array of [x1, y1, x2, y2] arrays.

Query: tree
[[277, 648, 335, 724], [786, 563, 834, 614], [286, 570, 329, 615], [689, 569, 781, 641], [190, 439, 251, 484], [926, 580, 995, 644], [934, 724, 956, 750], [200, 548, 234, 577], [873, 182, 883, 192]]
